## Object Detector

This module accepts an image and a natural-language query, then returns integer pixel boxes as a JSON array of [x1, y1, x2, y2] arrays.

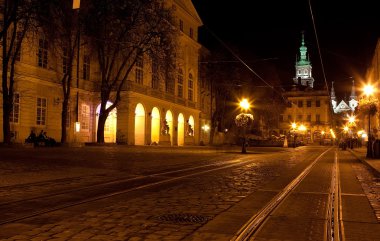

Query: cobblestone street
[[0, 145, 379, 240]]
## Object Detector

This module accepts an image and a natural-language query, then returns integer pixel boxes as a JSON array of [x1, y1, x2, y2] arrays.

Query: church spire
[[331, 81, 336, 100], [350, 79, 356, 99]]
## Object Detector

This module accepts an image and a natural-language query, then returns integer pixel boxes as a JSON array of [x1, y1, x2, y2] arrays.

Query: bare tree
[[1, 0, 39, 144], [82, 0, 176, 143], [37, 0, 79, 143]]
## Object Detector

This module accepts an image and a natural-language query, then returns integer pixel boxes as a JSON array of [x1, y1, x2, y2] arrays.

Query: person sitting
[[25, 130, 37, 144]]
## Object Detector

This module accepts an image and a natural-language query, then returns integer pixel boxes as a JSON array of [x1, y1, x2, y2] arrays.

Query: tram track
[[0, 153, 273, 226], [231, 147, 341, 241]]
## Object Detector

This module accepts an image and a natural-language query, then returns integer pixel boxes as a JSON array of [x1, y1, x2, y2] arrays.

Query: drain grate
[[155, 213, 212, 224]]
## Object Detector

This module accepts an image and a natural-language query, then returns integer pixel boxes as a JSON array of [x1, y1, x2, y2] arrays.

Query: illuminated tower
[[348, 79, 358, 111], [331, 81, 337, 111], [293, 31, 315, 88]]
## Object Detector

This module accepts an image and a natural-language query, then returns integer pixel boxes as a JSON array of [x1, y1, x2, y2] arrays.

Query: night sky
[[192, 0, 380, 98]]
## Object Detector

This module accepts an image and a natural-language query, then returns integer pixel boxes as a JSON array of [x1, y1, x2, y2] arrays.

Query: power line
[[308, 0, 334, 128]]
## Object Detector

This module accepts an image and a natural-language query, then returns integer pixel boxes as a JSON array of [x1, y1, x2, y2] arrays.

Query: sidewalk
[[349, 147, 380, 175]]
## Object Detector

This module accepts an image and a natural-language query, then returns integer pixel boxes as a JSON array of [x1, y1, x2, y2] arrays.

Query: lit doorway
[[151, 107, 160, 144], [165, 110, 173, 145], [96, 102, 117, 143], [188, 115, 195, 136], [178, 113, 184, 146], [135, 103, 145, 145]]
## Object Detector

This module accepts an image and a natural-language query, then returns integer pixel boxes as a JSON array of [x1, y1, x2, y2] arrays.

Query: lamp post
[[362, 84, 376, 158], [235, 98, 253, 153]]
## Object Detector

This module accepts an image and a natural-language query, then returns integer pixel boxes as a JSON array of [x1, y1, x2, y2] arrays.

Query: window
[[307, 100, 311, 107], [62, 46, 69, 74], [280, 115, 284, 122], [151, 62, 159, 89], [189, 28, 193, 39], [10, 93, 20, 123], [166, 78, 175, 94], [135, 56, 143, 84], [316, 114, 320, 122], [297, 115, 302, 121], [288, 115, 292, 121], [177, 69, 183, 98], [36, 97, 47, 125], [81, 104, 90, 131], [83, 54, 90, 80], [316, 100, 320, 107], [179, 19, 183, 31], [298, 100, 303, 108], [38, 38, 48, 68], [287, 101, 292, 108], [307, 115, 311, 122], [188, 73, 193, 101]]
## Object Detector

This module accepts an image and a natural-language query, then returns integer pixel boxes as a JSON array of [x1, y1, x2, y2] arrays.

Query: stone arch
[[151, 107, 160, 144], [135, 103, 145, 145]]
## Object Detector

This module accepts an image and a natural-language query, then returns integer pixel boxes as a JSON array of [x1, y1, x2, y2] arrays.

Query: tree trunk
[[61, 99, 69, 143], [97, 112, 107, 143]]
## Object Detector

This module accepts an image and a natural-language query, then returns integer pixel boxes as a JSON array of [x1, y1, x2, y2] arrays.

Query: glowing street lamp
[[235, 98, 253, 153], [239, 98, 251, 112], [361, 83, 377, 157], [290, 122, 297, 148]]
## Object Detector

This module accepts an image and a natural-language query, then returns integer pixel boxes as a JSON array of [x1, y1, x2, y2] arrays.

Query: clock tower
[[293, 32, 315, 88]]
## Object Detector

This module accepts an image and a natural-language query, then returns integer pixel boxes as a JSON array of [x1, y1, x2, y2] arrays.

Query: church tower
[[348, 79, 358, 111], [331, 81, 337, 110], [293, 32, 315, 88]]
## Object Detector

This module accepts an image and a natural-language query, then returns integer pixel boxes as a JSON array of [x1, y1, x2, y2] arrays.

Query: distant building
[[0, 0, 210, 145], [330, 80, 358, 114], [279, 32, 331, 144]]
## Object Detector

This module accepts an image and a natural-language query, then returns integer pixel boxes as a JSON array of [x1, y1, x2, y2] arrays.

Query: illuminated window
[[38, 38, 48, 68], [135, 56, 143, 84], [36, 97, 47, 125], [81, 104, 90, 131], [188, 73, 193, 101], [10, 93, 20, 123], [177, 69, 183, 98], [83, 54, 90, 80]]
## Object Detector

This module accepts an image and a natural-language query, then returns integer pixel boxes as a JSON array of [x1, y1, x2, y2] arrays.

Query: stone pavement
[[349, 146, 380, 175]]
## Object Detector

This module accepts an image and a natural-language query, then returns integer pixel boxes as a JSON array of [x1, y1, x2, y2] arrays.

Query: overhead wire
[[308, 0, 335, 128], [202, 24, 290, 104]]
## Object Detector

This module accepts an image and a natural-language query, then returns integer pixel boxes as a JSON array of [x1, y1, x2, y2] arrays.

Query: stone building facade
[[0, 0, 209, 146]]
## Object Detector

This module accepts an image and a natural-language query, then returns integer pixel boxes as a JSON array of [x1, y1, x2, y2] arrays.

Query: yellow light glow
[[343, 126, 349, 132], [363, 84, 375, 97], [298, 124, 306, 132], [202, 124, 210, 132], [347, 114, 356, 124], [75, 122, 81, 132], [330, 129, 336, 139], [321, 130, 325, 135], [291, 122, 297, 130], [239, 98, 250, 111]]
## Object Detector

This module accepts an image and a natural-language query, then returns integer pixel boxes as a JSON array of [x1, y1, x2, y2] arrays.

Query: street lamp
[[362, 83, 377, 158], [235, 98, 253, 153]]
